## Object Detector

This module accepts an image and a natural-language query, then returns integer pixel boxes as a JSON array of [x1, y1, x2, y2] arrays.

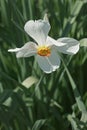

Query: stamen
[[37, 46, 51, 56]]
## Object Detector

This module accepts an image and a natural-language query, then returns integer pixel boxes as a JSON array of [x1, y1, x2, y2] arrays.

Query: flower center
[[37, 46, 51, 56]]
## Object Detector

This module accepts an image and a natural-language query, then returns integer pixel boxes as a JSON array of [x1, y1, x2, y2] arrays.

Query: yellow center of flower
[[37, 46, 51, 56]]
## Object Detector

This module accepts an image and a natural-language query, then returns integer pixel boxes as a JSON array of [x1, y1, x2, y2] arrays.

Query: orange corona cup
[[37, 46, 51, 56]]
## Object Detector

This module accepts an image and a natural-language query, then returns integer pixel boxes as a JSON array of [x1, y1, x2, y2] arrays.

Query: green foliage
[[80, 38, 87, 47], [0, 0, 87, 130]]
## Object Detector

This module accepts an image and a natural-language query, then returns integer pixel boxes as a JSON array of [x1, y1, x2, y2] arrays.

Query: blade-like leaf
[[62, 59, 87, 113], [32, 119, 46, 130], [80, 38, 87, 47], [22, 76, 38, 88]]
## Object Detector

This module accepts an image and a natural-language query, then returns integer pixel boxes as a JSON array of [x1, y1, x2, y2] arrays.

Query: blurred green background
[[0, 0, 87, 130]]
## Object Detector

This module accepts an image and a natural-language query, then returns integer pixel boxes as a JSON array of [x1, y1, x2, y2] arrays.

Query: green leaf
[[22, 76, 38, 88], [0, 0, 9, 25], [62, 59, 87, 113], [43, 13, 49, 22], [80, 38, 87, 47], [81, 112, 87, 123], [62, 1, 84, 36], [0, 90, 12, 104], [3, 97, 12, 107], [67, 115, 79, 130], [32, 119, 46, 130]]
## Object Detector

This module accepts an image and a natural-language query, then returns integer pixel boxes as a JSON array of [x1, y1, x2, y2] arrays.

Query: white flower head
[[8, 18, 79, 73]]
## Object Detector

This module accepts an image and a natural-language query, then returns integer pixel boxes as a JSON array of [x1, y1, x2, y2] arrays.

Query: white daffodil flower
[[8, 19, 79, 73]]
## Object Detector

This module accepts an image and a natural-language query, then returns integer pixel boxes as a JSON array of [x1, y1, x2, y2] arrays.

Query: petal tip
[[8, 49, 14, 52]]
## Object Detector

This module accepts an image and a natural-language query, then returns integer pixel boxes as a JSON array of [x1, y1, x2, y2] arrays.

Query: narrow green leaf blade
[[80, 38, 87, 47], [22, 76, 38, 88], [32, 119, 46, 130]]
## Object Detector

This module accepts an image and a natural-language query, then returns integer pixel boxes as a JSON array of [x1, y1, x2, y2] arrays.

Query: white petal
[[8, 48, 21, 52], [24, 20, 50, 45], [8, 42, 37, 58], [37, 51, 60, 73], [46, 36, 63, 47], [57, 37, 80, 55]]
